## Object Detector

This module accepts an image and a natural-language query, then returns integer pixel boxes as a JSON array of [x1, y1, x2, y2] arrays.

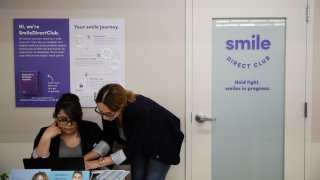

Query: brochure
[[90, 170, 130, 180], [10, 169, 90, 180]]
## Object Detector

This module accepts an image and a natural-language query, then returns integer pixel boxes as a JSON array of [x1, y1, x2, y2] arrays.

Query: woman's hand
[[85, 159, 100, 170], [43, 120, 61, 140]]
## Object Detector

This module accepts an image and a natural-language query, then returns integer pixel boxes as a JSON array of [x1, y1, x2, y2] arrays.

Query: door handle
[[195, 112, 215, 123]]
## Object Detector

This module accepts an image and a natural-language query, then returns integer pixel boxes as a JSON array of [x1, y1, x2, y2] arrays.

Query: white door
[[186, 0, 307, 179]]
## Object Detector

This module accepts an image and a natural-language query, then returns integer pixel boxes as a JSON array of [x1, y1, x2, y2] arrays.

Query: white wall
[[0, 143, 33, 171], [0, 0, 186, 179]]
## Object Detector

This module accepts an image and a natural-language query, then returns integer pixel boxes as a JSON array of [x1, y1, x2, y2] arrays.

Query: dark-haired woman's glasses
[[94, 106, 116, 118], [56, 116, 74, 126]]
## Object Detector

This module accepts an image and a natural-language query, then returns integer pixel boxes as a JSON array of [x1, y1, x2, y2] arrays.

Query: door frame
[[185, 0, 315, 180], [305, 0, 315, 180]]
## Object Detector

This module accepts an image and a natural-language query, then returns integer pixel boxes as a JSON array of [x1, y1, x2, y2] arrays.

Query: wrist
[[98, 157, 105, 169], [41, 135, 52, 142]]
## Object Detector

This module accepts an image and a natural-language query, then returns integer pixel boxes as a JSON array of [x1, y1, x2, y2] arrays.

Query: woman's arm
[[85, 148, 126, 169], [84, 140, 110, 161], [33, 121, 61, 158], [81, 121, 111, 161], [84, 150, 99, 161], [85, 156, 114, 170]]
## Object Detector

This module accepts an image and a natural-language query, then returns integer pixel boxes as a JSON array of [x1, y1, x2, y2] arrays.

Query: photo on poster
[[50, 170, 90, 180], [10, 169, 51, 180], [19, 71, 40, 96]]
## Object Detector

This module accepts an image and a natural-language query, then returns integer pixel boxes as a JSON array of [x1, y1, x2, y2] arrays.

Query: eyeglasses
[[94, 106, 116, 118], [56, 116, 74, 126]]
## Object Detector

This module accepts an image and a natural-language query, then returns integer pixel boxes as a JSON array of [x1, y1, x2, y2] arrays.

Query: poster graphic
[[10, 169, 51, 180], [50, 170, 90, 180], [10, 169, 90, 180], [69, 19, 125, 107], [14, 19, 70, 107], [14, 19, 125, 107]]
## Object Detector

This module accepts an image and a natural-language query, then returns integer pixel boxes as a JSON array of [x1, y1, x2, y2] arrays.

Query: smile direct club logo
[[225, 34, 271, 69]]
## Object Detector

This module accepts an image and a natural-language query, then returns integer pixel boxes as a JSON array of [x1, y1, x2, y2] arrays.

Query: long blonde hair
[[95, 83, 136, 112]]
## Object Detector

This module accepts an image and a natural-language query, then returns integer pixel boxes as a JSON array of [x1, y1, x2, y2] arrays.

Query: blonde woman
[[86, 83, 184, 180]]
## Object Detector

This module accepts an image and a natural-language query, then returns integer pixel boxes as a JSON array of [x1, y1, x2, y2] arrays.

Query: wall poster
[[14, 18, 125, 107]]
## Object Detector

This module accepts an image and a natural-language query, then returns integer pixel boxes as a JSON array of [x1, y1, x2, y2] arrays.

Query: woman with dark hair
[[72, 171, 82, 180], [32, 93, 109, 163], [86, 83, 184, 180]]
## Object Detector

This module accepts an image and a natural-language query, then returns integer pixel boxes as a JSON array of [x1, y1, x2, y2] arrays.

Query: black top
[[102, 95, 184, 165], [33, 120, 103, 158]]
